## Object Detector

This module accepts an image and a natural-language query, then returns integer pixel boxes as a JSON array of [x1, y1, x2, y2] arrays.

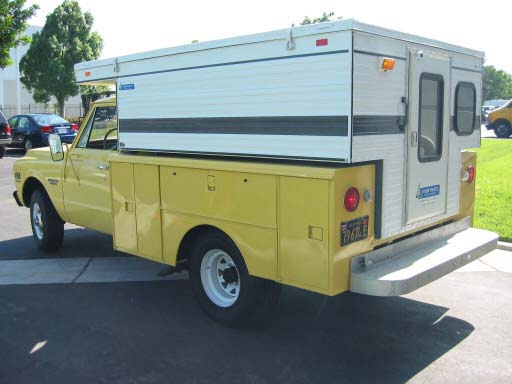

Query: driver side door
[[63, 105, 118, 234]]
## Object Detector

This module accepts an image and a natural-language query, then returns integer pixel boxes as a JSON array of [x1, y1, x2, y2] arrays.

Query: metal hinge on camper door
[[399, 96, 408, 131]]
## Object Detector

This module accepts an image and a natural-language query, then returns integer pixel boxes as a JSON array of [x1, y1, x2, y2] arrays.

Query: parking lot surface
[[1, 147, 511, 384]]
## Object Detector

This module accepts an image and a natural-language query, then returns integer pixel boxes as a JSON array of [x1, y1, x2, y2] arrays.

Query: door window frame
[[418, 72, 444, 163]]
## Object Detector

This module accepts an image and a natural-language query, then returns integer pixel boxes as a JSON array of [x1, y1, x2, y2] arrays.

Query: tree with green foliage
[[0, 0, 38, 68], [293, 11, 338, 27], [483, 65, 512, 102], [19, 0, 102, 116]]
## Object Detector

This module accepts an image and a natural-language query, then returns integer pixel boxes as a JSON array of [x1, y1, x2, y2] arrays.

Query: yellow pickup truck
[[11, 21, 499, 326], [12, 96, 498, 326]]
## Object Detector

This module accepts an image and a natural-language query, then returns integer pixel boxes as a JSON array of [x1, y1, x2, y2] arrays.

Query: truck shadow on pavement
[[0, 279, 473, 384], [0, 228, 126, 261]]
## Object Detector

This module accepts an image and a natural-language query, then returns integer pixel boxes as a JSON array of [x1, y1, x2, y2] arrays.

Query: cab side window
[[76, 107, 118, 149], [18, 116, 30, 130], [454, 82, 476, 135]]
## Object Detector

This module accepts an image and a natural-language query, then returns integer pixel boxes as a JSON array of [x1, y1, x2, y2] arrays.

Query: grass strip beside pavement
[[472, 139, 512, 242]]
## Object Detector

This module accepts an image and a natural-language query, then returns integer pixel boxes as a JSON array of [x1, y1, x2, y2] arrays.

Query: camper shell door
[[405, 49, 451, 224]]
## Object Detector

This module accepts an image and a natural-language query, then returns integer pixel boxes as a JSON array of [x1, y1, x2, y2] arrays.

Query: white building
[[0, 25, 82, 118]]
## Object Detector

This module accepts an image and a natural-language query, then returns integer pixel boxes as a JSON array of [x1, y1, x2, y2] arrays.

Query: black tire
[[189, 231, 281, 327], [24, 138, 33, 151], [29, 189, 64, 252], [494, 121, 511, 138], [0, 145, 5, 158]]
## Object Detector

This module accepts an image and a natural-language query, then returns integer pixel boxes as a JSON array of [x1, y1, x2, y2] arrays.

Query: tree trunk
[[57, 97, 65, 117]]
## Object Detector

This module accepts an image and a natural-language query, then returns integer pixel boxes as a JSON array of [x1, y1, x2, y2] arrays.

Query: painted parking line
[[0, 256, 187, 286]]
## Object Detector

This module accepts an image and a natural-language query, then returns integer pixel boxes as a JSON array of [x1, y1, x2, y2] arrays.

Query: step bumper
[[350, 218, 498, 296]]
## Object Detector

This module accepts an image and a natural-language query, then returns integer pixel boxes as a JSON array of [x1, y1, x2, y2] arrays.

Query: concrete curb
[[497, 241, 512, 252]]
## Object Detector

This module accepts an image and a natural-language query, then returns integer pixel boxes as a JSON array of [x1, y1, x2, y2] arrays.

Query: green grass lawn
[[472, 139, 512, 241]]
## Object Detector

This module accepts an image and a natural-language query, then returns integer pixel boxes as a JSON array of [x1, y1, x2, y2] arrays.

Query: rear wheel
[[0, 145, 5, 158], [24, 138, 33, 151], [30, 189, 64, 252], [494, 121, 512, 138], [189, 231, 281, 327]]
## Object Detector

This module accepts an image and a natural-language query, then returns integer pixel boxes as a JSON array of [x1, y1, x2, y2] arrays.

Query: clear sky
[[27, 0, 511, 73]]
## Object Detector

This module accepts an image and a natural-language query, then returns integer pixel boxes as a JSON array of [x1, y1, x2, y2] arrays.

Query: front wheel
[[189, 231, 281, 327], [494, 121, 511, 138], [30, 189, 64, 252]]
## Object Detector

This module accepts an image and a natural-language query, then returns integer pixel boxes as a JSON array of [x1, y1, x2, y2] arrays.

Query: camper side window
[[454, 82, 476, 135], [418, 73, 444, 162]]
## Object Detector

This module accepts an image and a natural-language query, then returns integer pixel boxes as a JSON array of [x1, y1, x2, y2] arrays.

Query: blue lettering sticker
[[416, 184, 440, 199], [120, 83, 135, 91]]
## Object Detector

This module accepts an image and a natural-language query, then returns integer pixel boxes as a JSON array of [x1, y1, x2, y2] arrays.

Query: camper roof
[[75, 19, 484, 85]]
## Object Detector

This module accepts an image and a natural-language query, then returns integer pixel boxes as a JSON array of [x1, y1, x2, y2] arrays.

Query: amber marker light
[[380, 57, 396, 71]]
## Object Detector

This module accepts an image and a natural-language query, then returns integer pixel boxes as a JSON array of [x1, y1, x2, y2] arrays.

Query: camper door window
[[454, 82, 476, 135], [418, 73, 444, 162]]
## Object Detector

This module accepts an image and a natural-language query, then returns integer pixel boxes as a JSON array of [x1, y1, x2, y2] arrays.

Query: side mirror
[[48, 134, 64, 161]]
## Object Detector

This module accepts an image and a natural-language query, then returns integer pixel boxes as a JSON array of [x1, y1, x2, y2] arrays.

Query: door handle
[[411, 132, 418, 147], [97, 164, 109, 170]]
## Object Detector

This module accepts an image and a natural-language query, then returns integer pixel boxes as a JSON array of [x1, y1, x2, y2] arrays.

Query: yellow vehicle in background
[[486, 99, 512, 137]]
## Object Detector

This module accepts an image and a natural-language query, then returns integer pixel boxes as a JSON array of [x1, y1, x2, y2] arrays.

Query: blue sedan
[[8, 114, 79, 151]]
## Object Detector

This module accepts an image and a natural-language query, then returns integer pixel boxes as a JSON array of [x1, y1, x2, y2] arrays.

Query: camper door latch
[[399, 96, 408, 131], [411, 132, 418, 147]]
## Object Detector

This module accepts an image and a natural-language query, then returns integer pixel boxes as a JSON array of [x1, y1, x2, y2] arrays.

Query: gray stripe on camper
[[352, 115, 404, 135], [120, 116, 349, 136]]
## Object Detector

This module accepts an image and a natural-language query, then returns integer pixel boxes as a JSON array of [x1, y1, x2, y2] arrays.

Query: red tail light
[[71, 123, 79, 132], [463, 165, 475, 183], [5, 124, 11, 135], [40, 125, 54, 133], [344, 187, 360, 212]]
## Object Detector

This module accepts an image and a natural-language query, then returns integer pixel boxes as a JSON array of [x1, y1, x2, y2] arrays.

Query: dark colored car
[[8, 114, 79, 151], [0, 110, 12, 158]]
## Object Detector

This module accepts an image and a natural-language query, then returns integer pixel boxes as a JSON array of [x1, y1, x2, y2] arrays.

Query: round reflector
[[344, 187, 360, 212], [466, 165, 475, 183]]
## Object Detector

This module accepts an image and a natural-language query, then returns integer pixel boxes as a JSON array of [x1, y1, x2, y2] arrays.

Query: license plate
[[58, 128, 68, 134], [341, 216, 369, 246]]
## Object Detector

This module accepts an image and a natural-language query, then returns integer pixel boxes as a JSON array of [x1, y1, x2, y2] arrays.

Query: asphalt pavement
[[0, 144, 511, 384]]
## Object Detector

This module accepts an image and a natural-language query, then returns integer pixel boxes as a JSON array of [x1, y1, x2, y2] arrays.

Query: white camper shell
[[75, 19, 484, 239]]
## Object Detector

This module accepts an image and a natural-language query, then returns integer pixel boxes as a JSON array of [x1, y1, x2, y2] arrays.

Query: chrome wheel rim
[[200, 249, 240, 307], [25, 140, 32, 150], [32, 202, 43, 240]]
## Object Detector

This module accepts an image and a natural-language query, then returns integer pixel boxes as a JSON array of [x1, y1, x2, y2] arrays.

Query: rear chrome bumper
[[350, 217, 498, 296]]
